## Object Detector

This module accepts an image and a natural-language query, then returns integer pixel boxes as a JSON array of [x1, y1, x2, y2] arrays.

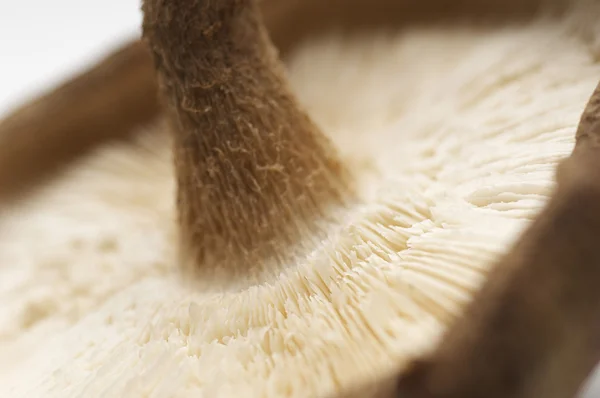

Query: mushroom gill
[[390, 81, 600, 398], [0, 0, 600, 397]]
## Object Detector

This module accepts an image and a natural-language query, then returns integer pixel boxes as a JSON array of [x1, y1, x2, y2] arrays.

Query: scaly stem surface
[[142, 0, 353, 284]]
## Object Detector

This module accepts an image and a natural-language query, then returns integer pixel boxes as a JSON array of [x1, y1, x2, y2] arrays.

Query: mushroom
[[0, 0, 600, 397]]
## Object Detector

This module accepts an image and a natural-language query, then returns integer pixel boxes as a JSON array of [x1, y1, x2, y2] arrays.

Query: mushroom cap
[[1, 2, 599, 397]]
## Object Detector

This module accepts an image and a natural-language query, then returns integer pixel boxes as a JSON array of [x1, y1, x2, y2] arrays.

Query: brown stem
[[0, 41, 160, 204], [141, 0, 353, 284], [392, 81, 600, 398]]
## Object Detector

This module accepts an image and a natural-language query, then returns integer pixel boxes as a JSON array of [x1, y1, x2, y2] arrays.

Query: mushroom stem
[[141, 0, 353, 284], [393, 81, 600, 398]]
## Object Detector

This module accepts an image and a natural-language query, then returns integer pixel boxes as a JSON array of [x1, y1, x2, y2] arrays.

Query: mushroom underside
[[0, 1, 600, 397]]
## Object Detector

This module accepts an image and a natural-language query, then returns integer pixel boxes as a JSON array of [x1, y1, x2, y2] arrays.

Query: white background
[[1, 1, 600, 396], [0, 0, 142, 116]]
